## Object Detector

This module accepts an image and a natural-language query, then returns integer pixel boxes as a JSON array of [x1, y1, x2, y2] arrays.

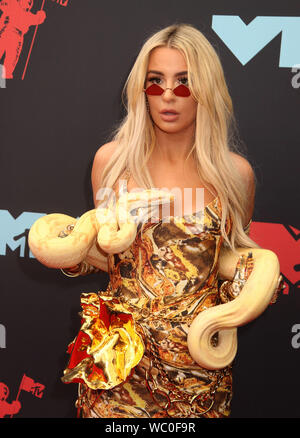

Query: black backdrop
[[0, 0, 299, 419]]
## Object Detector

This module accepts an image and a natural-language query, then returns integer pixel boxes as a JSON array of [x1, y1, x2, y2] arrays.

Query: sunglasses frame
[[143, 82, 191, 97]]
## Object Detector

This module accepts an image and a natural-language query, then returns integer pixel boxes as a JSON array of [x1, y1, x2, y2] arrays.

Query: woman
[[33, 23, 281, 418], [68, 23, 258, 418]]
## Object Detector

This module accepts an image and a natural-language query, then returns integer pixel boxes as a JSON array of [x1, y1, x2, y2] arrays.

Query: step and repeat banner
[[0, 0, 299, 419]]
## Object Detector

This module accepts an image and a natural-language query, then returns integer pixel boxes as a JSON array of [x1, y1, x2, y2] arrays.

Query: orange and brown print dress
[[62, 175, 234, 418]]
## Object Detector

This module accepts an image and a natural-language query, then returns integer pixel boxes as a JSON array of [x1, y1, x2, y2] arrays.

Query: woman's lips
[[159, 110, 179, 122]]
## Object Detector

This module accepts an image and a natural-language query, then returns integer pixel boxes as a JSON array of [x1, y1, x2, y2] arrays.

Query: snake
[[187, 246, 281, 370], [28, 188, 174, 272], [28, 188, 281, 371]]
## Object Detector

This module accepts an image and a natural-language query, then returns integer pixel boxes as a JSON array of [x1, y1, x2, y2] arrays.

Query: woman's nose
[[162, 87, 175, 101]]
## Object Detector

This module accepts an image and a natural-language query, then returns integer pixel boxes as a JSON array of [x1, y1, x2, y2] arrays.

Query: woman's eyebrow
[[147, 70, 188, 76]]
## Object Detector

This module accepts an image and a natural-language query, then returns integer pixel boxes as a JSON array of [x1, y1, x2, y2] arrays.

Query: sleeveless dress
[[62, 172, 234, 418]]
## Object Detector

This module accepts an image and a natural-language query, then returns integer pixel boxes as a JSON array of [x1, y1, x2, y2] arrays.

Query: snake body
[[28, 188, 281, 370], [28, 189, 174, 271], [187, 247, 281, 369]]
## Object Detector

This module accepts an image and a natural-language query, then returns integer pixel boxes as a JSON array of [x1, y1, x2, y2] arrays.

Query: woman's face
[[145, 47, 198, 135]]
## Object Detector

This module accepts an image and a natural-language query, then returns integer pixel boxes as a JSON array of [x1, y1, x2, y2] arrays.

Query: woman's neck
[[152, 124, 196, 167]]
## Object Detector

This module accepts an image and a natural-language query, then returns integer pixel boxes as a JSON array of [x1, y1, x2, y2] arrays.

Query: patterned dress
[[62, 173, 235, 418]]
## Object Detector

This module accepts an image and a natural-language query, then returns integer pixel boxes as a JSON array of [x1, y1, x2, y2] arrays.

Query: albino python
[[28, 188, 174, 271], [28, 188, 282, 371], [187, 246, 281, 370]]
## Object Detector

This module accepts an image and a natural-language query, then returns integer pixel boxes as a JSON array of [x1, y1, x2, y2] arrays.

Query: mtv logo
[[0, 210, 45, 257], [31, 384, 45, 399], [212, 16, 300, 68]]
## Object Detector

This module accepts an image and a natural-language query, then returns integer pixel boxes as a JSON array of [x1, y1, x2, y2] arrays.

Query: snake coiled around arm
[[187, 247, 281, 370], [28, 189, 174, 272]]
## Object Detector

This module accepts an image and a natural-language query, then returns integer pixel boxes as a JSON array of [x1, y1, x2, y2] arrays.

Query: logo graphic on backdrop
[[0, 374, 45, 418], [250, 222, 299, 295], [0, 209, 298, 296], [0, 0, 69, 80], [212, 16, 300, 68], [0, 210, 45, 257]]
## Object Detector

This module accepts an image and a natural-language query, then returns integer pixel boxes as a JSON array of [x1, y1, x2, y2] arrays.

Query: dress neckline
[[186, 195, 219, 216]]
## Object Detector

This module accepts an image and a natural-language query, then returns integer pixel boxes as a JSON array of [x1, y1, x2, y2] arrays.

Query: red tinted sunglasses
[[144, 83, 191, 97]]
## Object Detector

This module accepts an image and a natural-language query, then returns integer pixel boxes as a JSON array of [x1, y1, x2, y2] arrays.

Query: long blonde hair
[[99, 23, 259, 252]]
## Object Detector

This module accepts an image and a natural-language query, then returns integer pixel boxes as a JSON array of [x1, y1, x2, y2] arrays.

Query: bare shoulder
[[91, 141, 118, 207], [229, 151, 255, 187], [230, 152, 255, 226], [93, 141, 118, 163]]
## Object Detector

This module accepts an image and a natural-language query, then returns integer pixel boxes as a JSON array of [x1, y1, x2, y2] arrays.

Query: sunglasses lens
[[173, 84, 191, 97], [145, 84, 164, 96]]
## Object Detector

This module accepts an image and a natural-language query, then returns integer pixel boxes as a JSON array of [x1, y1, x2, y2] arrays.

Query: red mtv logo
[[0, 0, 46, 79], [0, 382, 21, 418], [0, 374, 45, 418], [0, 0, 69, 80], [19, 374, 45, 398], [250, 222, 299, 295]]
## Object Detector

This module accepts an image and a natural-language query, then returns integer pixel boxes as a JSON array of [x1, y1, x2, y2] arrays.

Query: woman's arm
[[61, 143, 117, 275], [187, 153, 282, 369], [91, 141, 117, 208], [58, 143, 116, 276]]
